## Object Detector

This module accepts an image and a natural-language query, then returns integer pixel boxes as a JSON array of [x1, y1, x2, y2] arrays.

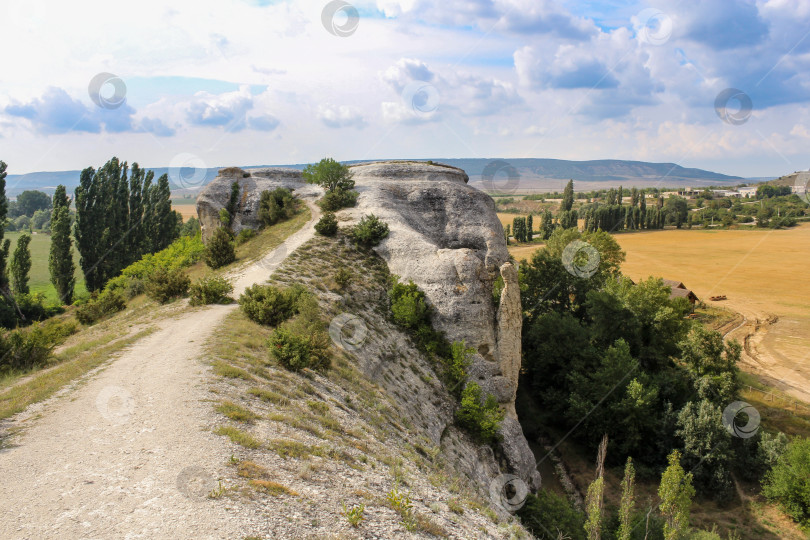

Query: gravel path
[[0, 203, 319, 539]]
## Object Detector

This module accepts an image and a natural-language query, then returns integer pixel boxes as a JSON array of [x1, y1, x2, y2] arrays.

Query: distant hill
[[5, 158, 746, 196]]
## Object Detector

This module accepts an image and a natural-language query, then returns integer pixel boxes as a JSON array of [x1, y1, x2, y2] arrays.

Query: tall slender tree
[[562, 179, 574, 212], [49, 205, 75, 304], [0, 160, 10, 294], [10, 234, 32, 295], [617, 457, 636, 540], [526, 214, 533, 242]]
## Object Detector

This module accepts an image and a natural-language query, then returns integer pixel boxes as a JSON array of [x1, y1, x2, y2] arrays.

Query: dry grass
[[214, 425, 261, 449]]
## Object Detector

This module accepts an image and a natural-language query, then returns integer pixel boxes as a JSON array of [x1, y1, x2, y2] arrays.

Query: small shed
[[662, 279, 699, 305]]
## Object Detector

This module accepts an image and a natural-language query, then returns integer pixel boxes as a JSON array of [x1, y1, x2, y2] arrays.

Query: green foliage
[[219, 208, 231, 227], [341, 502, 365, 528], [10, 234, 32, 295], [189, 276, 234, 306], [105, 235, 204, 296], [675, 399, 733, 499], [455, 382, 504, 443], [618, 458, 636, 540], [49, 203, 75, 304], [349, 214, 389, 247], [389, 279, 431, 330], [75, 288, 126, 325], [268, 295, 330, 372], [762, 437, 810, 527], [0, 323, 55, 373], [517, 490, 586, 540], [145, 266, 190, 303], [204, 226, 236, 269], [0, 160, 9, 294], [303, 157, 355, 193], [14, 190, 51, 217], [562, 179, 575, 212], [234, 228, 255, 246], [318, 189, 358, 211], [180, 216, 201, 237], [443, 341, 474, 396], [658, 450, 695, 540], [74, 159, 178, 291], [226, 181, 241, 228], [239, 284, 307, 326], [258, 187, 297, 226], [315, 212, 339, 236], [584, 476, 604, 540]]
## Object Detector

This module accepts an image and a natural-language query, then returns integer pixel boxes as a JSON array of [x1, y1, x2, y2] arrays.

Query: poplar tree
[[527, 214, 533, 242], [49, 184, 75, 304], [0, 160, 9, 294], [562, 179, 574, 212], [617, 457, 636, 540], [10, 234, 31, 295], [658, 450, 695, 540]]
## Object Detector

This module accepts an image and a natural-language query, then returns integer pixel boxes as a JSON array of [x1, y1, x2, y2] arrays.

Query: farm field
[[509, 223, 810, 403], [173, 203, 197, 221], [5, 231, 86, 304]]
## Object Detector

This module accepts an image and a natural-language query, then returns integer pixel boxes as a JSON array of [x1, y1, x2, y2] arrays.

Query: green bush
[[517, 490, 586, 540], [388, 277, 448, 357], [145, 267, 191, 303], [315, 212, 339, 236], [234, 228, 256, 246], [349, 214, 389, 247], [0, 324, 55, 373], [259, 187, 297, 226], [15, 293, 63, 325], [443, 341, 474, 396], [75, 289, 127, 325], [189, 276, 234, 306], [762, 436, 810, 526], [318, 189, 358, 212], [455, 382, 504, 443], [105, 235, 205, 294], [239, 284, 307, 326], [268, 295, 330, 371], [204, 226, 236, 269]]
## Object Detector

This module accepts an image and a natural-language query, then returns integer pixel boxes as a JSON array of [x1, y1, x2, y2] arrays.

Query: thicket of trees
[[74, 157, 180, 291], [519, 227, 774, 504]]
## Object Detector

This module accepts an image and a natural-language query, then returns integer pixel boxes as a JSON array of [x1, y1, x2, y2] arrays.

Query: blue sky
[[1, 0, 809, 177]]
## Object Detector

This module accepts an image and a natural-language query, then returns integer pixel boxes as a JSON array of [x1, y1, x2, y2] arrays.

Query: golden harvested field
[[614, 223, 810, 319], [173, 204, 197, 221]]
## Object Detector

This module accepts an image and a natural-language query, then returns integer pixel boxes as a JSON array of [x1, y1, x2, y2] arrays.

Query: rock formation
[[196, 167, 323, 242], [196, 161, 540, 492]]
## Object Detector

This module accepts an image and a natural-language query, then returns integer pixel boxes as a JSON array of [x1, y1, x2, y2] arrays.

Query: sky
[[1, 0, 809, 178]]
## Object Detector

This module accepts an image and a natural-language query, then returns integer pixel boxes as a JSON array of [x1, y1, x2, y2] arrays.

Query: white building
[[738, 187, 758, 197]]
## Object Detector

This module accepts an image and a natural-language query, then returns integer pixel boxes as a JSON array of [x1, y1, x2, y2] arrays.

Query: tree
[[658, 450, 695, 540], [15, 190, 51, 216], [0, 160, 10, 294], [10, 234, 31, 295], [562, 179, 575, 212], [541, 209, 554, 239], [315, 212, 338, 236], [204, 226, 236, 269], [664, 196, 688, 229], [762, 437, 810, 527], [49, 205, 75, 304], [527, 214, 533, 242], [676, 400, 733, 499], [618, 458, 636, 540], [151, 174, 177, 252], [52, 185, 69, 213], [303, 157, 355, 193]]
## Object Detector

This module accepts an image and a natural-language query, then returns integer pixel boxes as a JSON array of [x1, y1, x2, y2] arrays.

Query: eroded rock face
[[196, 167, 322, 242], [195, 161, 540, 491], [341, 161, 541, 490]]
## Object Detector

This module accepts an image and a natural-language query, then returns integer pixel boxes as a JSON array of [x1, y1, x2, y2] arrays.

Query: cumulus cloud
[[317, 105, 366, 129], [186, 86, 254, 130]]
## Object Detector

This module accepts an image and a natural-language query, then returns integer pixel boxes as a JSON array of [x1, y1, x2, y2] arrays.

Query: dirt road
[[0, 203, 319, 539]]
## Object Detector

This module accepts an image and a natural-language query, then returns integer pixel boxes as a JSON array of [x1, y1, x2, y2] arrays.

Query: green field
[[5, 231, 86, 304]]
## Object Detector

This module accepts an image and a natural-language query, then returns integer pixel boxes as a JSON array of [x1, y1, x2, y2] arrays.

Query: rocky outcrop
[[195, 161, 540, 492], [341, 161, 541, 490], [196, 167, 322, 242]]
